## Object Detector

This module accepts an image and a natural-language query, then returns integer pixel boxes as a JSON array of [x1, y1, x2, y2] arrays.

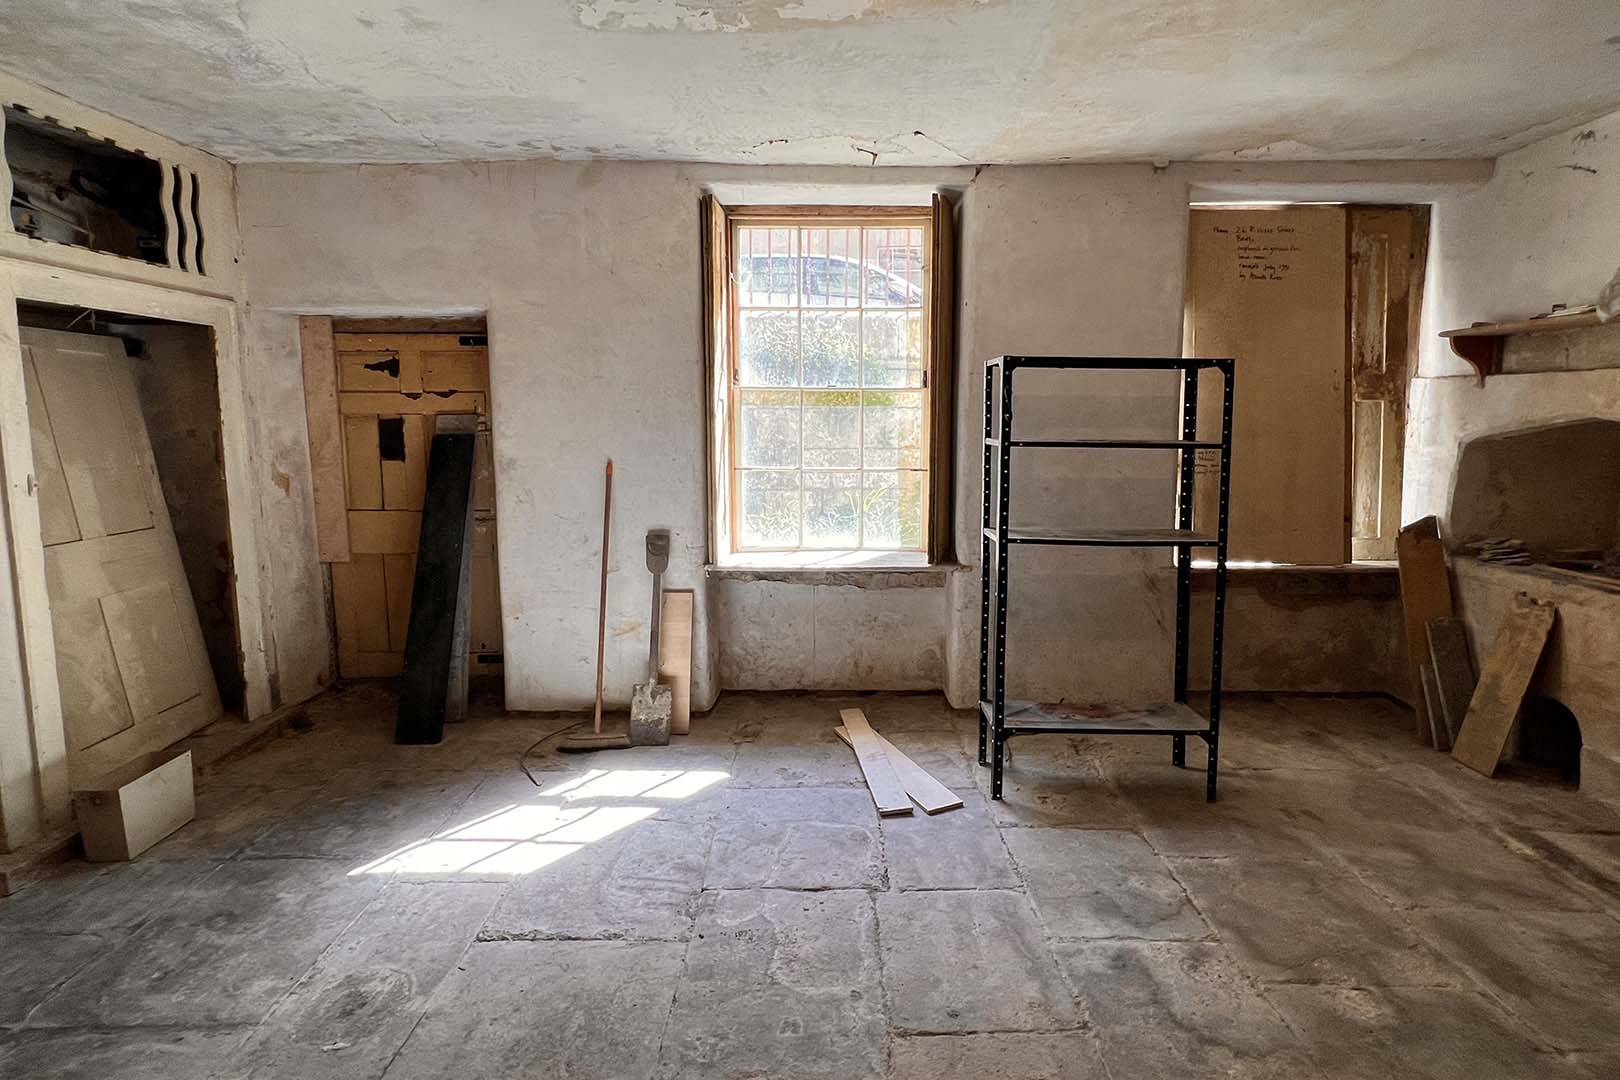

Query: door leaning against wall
[[330, 331, 501, 678]]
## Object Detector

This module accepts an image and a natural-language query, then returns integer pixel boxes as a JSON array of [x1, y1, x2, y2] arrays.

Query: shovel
[[629, 529, 673, 746]]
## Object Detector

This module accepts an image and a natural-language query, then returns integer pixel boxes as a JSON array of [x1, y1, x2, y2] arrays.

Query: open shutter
[[927, 192, 958, 563], [701, 193, 731, 562]]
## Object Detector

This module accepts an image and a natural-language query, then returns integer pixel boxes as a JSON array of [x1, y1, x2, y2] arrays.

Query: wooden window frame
[[705, 201, 955, 563]]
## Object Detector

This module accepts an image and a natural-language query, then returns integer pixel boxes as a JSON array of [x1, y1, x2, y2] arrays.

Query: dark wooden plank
[[1451, 597, 1557, 777], [1426, 616, 1476, 745], [1396, 516, 1453, 745], [395, 418, 477, 745]]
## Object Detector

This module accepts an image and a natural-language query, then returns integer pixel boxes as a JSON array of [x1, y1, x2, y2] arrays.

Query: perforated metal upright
[[977, 355, 1235, 802]]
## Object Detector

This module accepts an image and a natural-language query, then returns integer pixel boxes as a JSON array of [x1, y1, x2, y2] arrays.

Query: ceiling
[[4, 1, 1620, 165]]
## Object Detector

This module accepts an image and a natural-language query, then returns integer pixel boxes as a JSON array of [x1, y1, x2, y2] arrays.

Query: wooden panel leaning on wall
[[302, 327, 502, 680]]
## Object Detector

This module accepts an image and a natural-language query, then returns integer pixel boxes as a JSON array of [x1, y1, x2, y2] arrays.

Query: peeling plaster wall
[[1406, 108, 1620, 785]]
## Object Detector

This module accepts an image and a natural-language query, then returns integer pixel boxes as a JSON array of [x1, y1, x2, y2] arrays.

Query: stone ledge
[[706, 563, 964, 588]]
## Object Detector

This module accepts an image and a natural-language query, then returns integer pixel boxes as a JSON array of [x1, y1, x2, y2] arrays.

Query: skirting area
[[2, 687, 1618, 1079]]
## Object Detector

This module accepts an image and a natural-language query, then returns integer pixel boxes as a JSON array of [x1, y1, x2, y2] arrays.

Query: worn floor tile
[[1057, 940, 1322, 1080], [0, 857, 221, 932], [881, 791, 1018, 890], [878, 890, 1077, 1033], [236, 880, 503, 1080], [0, 1027, 250, 1080], [1409, 907, 1620, 1051], [242, 774, 479, 864], [383, 939, 683, 1080], [0, 931, 115, 1025], [657, 889, 883, 1080], [1265, 985, 1593, 1080], [705, 787, 884, 890], [1170, 857, 1461, 987], [1116, 768, 1319, 857], [887, 1032, 1108, 1079], [482, 817, 709, 940], [1336, 823, 1598, 913], [976, 739, 1137, 828], [26, 859, 385, 1028], [1005, 828, 1207, 940]]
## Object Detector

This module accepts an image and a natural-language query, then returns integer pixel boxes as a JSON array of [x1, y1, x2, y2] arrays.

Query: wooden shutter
[[701, 193, 731, 562], [927, 192, 958, 563]]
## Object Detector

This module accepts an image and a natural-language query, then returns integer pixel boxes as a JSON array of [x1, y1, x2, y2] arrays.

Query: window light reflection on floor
[[349, 768, 729, 877]]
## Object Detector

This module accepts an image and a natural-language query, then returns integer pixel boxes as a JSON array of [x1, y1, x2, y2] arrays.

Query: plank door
[[21, 327, 223, 783], [331, 332, 501, 678]]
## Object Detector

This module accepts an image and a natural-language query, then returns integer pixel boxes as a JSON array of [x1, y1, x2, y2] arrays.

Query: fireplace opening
[[1450, 419, 1620, 580], [1508, 696, 1582, 787]]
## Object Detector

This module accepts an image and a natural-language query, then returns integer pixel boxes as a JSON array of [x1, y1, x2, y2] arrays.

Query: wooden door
[[330, 332, 501, 678], [1185, 206, 1349, 565], [21, 327, 222, 782]]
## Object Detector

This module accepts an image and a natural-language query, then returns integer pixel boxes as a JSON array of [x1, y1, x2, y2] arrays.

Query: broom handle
[[593, 460, 612, 733]]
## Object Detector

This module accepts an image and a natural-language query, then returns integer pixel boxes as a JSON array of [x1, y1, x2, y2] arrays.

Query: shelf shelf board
[[985, 437, 1223, 450], [981, 699, 1210, 736], [1440, 311, 1606, 382], [986, 355, 1233, 371], [984, 526, 1218, 547]]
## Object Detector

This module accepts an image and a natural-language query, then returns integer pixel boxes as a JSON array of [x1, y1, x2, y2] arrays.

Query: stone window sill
[[707, 552, 965, 588]]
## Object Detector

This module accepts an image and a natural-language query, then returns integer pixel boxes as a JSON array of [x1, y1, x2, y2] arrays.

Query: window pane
[[804, 470, 860, 548], [739, 389, 800, 468], [802, 311, 859, 388], [862, 389, 924, 469], [863, 471, 925, 549], [736, 227, 798, 307], [862, 309, 923, 388], [801, 227, 861, 308], [740, 470, 800, 548], [863, 227, 924, 307], [739, 310, 798, 386], [802, 389, 860, 469]]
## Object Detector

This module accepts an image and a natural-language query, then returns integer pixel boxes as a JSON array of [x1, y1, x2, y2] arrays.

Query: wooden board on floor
[[658, 589, 694, 735], [1426, 616, 1476, 746], [1451, 596, 1557, 778], [1396, 516, 1453, 745], [837, 708, 912, 816], [835, 726, 963, 815]]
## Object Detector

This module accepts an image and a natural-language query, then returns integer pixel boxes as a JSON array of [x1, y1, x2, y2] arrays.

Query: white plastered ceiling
[[1, 1, 1619, 165]]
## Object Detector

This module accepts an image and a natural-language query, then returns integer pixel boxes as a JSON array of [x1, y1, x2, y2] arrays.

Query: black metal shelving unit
[[978, 355, 1235, 802]]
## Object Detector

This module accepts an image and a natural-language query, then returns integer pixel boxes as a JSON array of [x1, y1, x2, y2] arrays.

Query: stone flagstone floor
[[3, 685, 1619, 1079]]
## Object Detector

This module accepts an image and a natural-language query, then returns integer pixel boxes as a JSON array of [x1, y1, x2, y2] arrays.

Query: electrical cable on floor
[[518, 720, 593, 786]]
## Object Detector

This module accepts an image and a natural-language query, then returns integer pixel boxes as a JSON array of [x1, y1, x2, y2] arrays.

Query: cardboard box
[[72, 750, 195, 862]]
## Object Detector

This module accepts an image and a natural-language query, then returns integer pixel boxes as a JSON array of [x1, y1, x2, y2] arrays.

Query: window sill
[[1190, 561, 1399, 596], [707, 551, 963, 587]]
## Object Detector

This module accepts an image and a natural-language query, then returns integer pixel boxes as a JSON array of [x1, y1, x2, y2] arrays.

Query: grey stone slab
[[1170, 856, 1462, 987], [705, 787, 884, 890], [1056, 940, 1323, 1080], [0, 858, 221, 932], [236, 880, 503, 1080], [878, 729, 976, 788], [1212, 697, 1366, 772], [1572, 1053, 1620, 1080], [483, 817, 709, 940], [975, 739, 1137, 828], [1114, 767, 1319, 857], [0, 1027, 250, 1080], [1004, 828, 1207, 940], [656, 889, 883, 1080], [147, 782, 322, 861], [384, 939, 683, 1080], [729, 739, 866, 788], [888, 1032, 1108, 1080], [0, 931, 114, 1025], [877, 890, 1077, 1033], [1335, 823, 1599, 913], [241, 774, 479, 863], [1266, 985, 1593, 1080], [1520, 830, 1620, 905], [26, 859, 386, 1027], [1409, 908, 1620, 1051], [880, 790, 1018, 890]]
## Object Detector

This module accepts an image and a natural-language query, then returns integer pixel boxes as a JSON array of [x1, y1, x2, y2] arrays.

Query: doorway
[[16, 302, 242, 784]]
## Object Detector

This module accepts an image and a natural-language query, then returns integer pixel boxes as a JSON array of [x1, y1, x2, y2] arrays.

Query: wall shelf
[[1441, 310, 1603, 382]]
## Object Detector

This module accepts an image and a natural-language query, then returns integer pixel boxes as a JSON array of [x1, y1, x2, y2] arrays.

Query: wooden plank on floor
[[837, 708, 912, 816], [1452, 596, 1557, 778], [836, 726, 963, 815], [1426, 616, 1477, 746], [658, 589, 694, 735], [1396, 515, 1453, 745]]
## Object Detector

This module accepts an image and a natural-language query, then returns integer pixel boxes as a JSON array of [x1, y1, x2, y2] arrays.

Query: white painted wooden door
[[21, 327, 221, 784]]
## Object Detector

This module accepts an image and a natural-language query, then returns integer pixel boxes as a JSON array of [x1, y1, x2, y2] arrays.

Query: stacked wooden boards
[[835, 708, 963, 816], [1395, 516, 1453, 746], [1452, 597, 1558, 777]]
